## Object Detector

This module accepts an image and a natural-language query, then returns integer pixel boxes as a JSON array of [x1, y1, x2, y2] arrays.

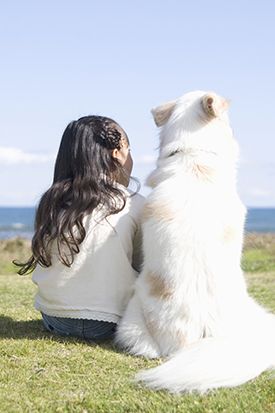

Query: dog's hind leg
[[115, 295, 160, 359]]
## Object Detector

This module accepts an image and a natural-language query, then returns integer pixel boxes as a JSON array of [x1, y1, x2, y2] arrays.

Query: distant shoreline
[[1, 207, 275, 239]]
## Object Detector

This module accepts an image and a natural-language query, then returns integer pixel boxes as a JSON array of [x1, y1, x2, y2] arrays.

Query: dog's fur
[[115, 91, 275, 393]]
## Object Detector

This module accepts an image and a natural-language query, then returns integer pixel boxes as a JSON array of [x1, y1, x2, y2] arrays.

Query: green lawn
[[0, 237, 275, 413]]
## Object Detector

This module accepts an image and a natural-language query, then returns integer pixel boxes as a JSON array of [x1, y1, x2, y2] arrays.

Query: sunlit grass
[[0, 236, 274, 412]]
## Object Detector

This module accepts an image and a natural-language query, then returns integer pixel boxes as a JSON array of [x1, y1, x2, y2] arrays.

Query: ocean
[[0, 207, 274, 239]]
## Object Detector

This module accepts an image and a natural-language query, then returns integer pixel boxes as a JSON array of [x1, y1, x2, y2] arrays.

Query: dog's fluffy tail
[[136, 315, 275, 393]]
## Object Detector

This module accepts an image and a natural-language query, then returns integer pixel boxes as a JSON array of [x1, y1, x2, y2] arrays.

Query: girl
[[17, 115, 144, 341]]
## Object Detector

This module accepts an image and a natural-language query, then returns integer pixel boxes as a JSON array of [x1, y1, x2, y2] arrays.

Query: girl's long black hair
[[16, 116, 131, 275]]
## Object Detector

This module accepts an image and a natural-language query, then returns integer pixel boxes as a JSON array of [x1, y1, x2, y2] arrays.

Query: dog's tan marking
[[145, 317, 158, 338], [145, 319, 186, 348], [146, 318, 187, 349], [142, 202, 174, 222], [147, 271, 173, 300], [175, 329, 187, 346], [193, 164, 214, 181], [222, 226, 237, 243]]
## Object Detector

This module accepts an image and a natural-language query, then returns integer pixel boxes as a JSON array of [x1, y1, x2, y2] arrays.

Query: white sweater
[[32, 188, 145, 323]]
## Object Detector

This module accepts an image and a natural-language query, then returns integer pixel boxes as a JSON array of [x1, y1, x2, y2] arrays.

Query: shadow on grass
[[0, 315, 119, 352]]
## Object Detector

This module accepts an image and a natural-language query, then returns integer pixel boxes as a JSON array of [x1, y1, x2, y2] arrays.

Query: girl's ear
[[151, 100, 177, 127], [111, 148, 120, 160], [201, 93, 229, 118]]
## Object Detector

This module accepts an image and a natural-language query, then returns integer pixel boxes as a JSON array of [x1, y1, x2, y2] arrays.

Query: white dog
[[115, 91, 275, 393]]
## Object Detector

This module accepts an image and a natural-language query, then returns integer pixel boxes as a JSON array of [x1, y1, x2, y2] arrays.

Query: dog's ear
[[201, 94, 229, 118], [151, 100, 177, 127]]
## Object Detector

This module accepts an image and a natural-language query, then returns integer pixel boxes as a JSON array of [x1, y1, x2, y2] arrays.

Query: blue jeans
[[41, 313, 117, 341]]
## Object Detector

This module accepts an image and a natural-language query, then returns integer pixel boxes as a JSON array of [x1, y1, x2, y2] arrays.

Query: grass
[[0, 237, 31, 275], [242, 233, 275, 273], [0, 236, 274, 412]]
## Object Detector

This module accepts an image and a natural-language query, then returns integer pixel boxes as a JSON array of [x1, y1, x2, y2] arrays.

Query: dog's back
[[116, 91, 275, 392]]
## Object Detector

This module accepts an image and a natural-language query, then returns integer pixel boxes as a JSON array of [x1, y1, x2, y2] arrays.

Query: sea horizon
[[0, 206, 275, 239]]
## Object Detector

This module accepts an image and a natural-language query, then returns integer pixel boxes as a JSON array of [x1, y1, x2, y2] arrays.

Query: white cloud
[[0, 146, 55, 165], [248, 188, 272, 197]]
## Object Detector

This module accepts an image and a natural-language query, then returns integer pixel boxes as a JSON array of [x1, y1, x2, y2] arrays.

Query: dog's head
[[151, 91, 229, 128], [151, 91, 234, 160]]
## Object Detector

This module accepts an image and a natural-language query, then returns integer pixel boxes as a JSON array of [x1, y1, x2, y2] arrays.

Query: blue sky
[[0, 0, 274, 206]]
